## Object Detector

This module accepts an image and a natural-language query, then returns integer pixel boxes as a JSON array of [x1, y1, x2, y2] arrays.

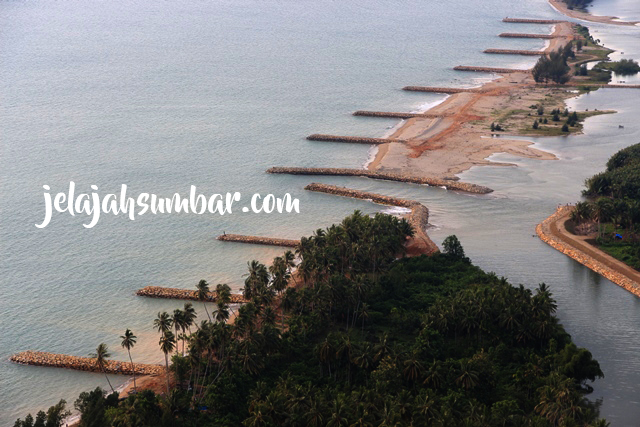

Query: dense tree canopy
[[16, 213, 606, 426], [574, 143, 640, 268]]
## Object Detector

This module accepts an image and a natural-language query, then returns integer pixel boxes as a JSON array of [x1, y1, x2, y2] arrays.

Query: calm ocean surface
[[1, 0, 639, 424]]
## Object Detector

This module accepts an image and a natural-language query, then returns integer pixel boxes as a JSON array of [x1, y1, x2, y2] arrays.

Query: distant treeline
[[562, 0, 593, 11]]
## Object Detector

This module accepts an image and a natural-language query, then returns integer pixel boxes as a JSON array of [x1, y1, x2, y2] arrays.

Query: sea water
[[1, 0, 639, 424]]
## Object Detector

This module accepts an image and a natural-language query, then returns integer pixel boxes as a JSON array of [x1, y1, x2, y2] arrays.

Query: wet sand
[[368, 22, 578, 179], [549, 0, 639, 26]]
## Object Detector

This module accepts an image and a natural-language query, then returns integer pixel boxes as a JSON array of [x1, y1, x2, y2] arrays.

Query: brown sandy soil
[[550, 210, 640, 285], [119, 372, 170, 398], [368, 22, 581, 179], [549, 0, 639, 26]]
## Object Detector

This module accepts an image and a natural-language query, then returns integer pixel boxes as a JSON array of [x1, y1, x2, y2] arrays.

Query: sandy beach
[[368, 22, 584, 179], [549, 0, 639, 26]]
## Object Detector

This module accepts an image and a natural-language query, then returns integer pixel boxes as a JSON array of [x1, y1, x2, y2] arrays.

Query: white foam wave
[[382, 206, 412, 215]]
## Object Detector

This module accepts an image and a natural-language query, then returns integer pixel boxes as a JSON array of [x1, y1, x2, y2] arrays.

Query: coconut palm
[[90, 343, 115, 394], [159, 330, 176, 394], [120, 329, 137, 392], [153, 311, 172, 337], [594, 197, 614, 238], [182, 302, 197, 333], [571, 201, 593, 224], [196, 279, 212, 321]]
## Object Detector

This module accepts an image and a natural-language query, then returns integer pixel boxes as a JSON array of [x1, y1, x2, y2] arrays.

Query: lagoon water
[[1, 0, 639, 424]]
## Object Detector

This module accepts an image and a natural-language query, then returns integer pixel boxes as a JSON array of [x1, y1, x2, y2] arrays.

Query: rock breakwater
[[402, 86, 482, 94], [537, 206, 640, 297], [306, 134, 404, 144], [502, 18, 565, 24], [136, 285, 248, 303], [304, 183, 438, 255], [217, 234, 300, 248], [353, 111, 446, 119], [484, 49, 545, 55], [454, 66, 525, 74], [267, 167, 494, 194], [10, 351, 163, 375], [499, 33, 556, 39]]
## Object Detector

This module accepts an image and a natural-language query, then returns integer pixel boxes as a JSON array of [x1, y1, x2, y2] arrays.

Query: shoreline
[[536, 206, 640, 297], [367, 22, 573, 179], [548, 0, 639, 26]]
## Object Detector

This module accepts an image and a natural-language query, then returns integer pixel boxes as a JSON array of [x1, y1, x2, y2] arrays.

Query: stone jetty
[[537, 206, 640, 298], [136, 285, 248, 303], [306, 134, 405, 144], [502, 18, 565, 24], [305, 183, 418, 209], [266, 167, 494, 194], [10, 351, 163, 376], [563, 83, 640, 89], [353, 111, 446, 119], [484, 49, 545, 56], [499, 33, 556, 39], [217, 234, 300, 248], [402, 86, 482, 94], [304, 183, 438, 255], [454, 66, 524, 74]]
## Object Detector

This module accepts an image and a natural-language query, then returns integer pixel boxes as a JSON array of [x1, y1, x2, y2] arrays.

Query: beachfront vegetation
[[595, 59, 640, 76], [571, 143, 640, 268], [15, 212, 607, 426], [13, 400, 70, 427], [562, 0, 593, 11], [532, 44, 574, 84]]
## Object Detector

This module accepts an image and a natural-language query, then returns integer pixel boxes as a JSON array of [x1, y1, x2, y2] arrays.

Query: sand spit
[[369, 21, 578, 178], [548, 0, 639, 26]]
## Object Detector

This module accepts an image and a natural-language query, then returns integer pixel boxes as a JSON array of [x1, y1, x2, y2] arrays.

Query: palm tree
[[571, 201, 593, 224], [153, 311, 172, 337], [183, 302, 197, 333], [594, 197, 614, 238], [283, 250, 297, 285], [120, 329, 138, 393], [196, 279, 212, 321], [159, 330, 176, 394], [90, 343, 115, 394], [402, 353, 424, 383], [172, 309, 185, 355], [455, 360, 479, 390]]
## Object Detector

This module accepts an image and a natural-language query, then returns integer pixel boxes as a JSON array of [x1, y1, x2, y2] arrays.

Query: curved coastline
[[548, 0, 639, 26], [536, 206, 640, 297], [367, 21, 575, 178]]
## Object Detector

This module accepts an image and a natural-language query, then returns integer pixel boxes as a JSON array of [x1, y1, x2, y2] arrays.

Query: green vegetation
[[571, 143, 640, 268], [522, 106, 612, 136], [13, 400, 69, 427], [15, 213, 607, 426], [595, 59, 640, 76], [562, 0, 593, 11], [532, 44, 575, 84]]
